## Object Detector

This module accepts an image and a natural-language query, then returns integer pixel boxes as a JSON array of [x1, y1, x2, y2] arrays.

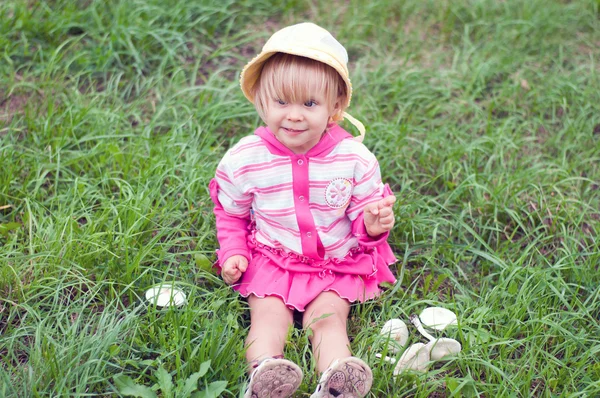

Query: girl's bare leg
[[246, 294, 294, 368], [302, 291, 351, 372]]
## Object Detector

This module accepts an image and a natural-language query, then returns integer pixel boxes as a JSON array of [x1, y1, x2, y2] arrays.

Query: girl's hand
[[221, 255, 248, 285], [363, 195, 396, 237]]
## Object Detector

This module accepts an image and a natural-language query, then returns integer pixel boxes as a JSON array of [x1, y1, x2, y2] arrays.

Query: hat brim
[[240, 49, 352, 109]]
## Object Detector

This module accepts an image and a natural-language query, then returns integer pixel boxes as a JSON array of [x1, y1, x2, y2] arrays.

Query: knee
[[251, 307, 293, 334], [302, 303, 348, 334]]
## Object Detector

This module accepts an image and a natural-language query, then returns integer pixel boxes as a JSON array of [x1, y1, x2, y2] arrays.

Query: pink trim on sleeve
[[351, 212, 389, 247]]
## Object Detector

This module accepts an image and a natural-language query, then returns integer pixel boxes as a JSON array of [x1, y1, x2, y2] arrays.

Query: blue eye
[[276, 99, 287, 105], [304, 100, 316, 107]]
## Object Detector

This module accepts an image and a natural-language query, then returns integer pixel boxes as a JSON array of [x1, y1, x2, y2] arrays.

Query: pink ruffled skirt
[[233, 236, 397, 311]]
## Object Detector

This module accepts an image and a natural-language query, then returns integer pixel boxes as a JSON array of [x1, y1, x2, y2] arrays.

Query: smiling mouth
[[282, 127, 306, 135]]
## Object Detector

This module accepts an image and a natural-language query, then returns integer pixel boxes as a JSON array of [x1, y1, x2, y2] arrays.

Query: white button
[[306, 232, 312, 238], [297, 159, 304, 165], [299, 195, 305, 201]]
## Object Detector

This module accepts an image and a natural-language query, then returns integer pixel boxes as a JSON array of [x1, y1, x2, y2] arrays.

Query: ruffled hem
[[235, 286, 382, 312], [232, 239, 397, 311]]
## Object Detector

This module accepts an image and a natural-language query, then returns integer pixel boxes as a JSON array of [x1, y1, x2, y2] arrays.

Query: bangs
[[253, 53, 347, 119]]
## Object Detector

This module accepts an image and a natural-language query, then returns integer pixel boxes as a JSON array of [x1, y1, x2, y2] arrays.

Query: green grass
[[1, 0, 599, 396]]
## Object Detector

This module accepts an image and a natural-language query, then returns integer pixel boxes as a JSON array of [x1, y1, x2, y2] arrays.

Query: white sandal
[[310, 357, 373, 398], [244, 358, 303, 398]]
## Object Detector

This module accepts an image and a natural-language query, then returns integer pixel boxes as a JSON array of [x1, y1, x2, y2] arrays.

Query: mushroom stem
[[375, 353, 397, 364], [410, 314, 435, 342]]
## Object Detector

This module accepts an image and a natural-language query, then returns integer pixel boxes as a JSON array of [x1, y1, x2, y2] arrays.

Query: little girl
[[209, 22, 397, 398]]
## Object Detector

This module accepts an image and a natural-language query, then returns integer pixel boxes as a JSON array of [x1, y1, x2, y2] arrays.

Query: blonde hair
[[252, 53, 348, 121]]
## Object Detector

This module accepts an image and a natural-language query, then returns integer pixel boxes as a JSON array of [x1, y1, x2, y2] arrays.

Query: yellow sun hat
[[239, 22, 365, 141]]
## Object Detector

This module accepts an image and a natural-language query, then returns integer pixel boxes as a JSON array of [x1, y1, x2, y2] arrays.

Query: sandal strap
[[249, 354, 285, 370]]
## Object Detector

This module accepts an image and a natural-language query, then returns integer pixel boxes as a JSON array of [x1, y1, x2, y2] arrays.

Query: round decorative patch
[[324, 178, 353, 209]]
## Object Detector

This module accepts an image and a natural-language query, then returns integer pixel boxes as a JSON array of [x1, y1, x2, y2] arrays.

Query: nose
[[286, 105, 303, 121]]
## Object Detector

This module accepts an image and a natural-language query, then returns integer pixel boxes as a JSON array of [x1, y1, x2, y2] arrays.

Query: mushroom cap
[[381, 319, 409, 351], [427, 338, 462, 361], [419, 307, 457, 331], [393, 343, 430, 374], [145, 284, 187, 307]]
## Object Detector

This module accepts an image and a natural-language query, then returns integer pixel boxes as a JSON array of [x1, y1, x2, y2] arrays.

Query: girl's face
[[264, 92, 337, 154]]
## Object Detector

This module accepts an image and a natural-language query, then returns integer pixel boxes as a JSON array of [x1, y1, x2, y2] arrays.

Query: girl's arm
[[209, 159, 253, 265], [210, 178, 251, 264]]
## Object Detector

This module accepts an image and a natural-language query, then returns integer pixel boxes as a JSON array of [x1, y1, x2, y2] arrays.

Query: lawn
[[1, 0, 599, 396]]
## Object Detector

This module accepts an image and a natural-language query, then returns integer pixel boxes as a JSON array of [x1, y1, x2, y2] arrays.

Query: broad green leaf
[[109, 344, 120, 356], [197, 360, 211, 378], [446, 377, 459, 393], [191, 381, 228, 398], [180, 372, 202, 396], [0, 222, 20, 236], [139, 359, 157, 367], [114, 374, 157, 398], [508, 280, 518, 295], [155, 366, 174, 398], [467, 328, 491, 345], [181, 361, 211, 396], [195, 253, 213, 272]]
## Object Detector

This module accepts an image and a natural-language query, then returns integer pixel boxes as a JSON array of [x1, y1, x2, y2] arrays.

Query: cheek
[[319, 111, 332, 126], [265, 111, 281, 125]]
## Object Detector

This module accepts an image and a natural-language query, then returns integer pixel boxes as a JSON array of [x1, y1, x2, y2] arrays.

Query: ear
[[333, 97, 341, 112], [330, 97, 342, 119]]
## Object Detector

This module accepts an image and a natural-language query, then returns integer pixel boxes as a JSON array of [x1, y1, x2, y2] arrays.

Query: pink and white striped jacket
[[210, 124, 389, 266]]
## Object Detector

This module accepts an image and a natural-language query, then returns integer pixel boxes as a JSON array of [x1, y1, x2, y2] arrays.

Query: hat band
[[343, 112, 365, 143]]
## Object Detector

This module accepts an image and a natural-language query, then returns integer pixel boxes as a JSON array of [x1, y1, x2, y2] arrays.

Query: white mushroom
[[393, 343, 430, 374], [428, 338, 462, 361], [145, 284, 187, 307], [418, 307, 457, 331], [380, 319, 409, 352], [410, 314, 461, 361]]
